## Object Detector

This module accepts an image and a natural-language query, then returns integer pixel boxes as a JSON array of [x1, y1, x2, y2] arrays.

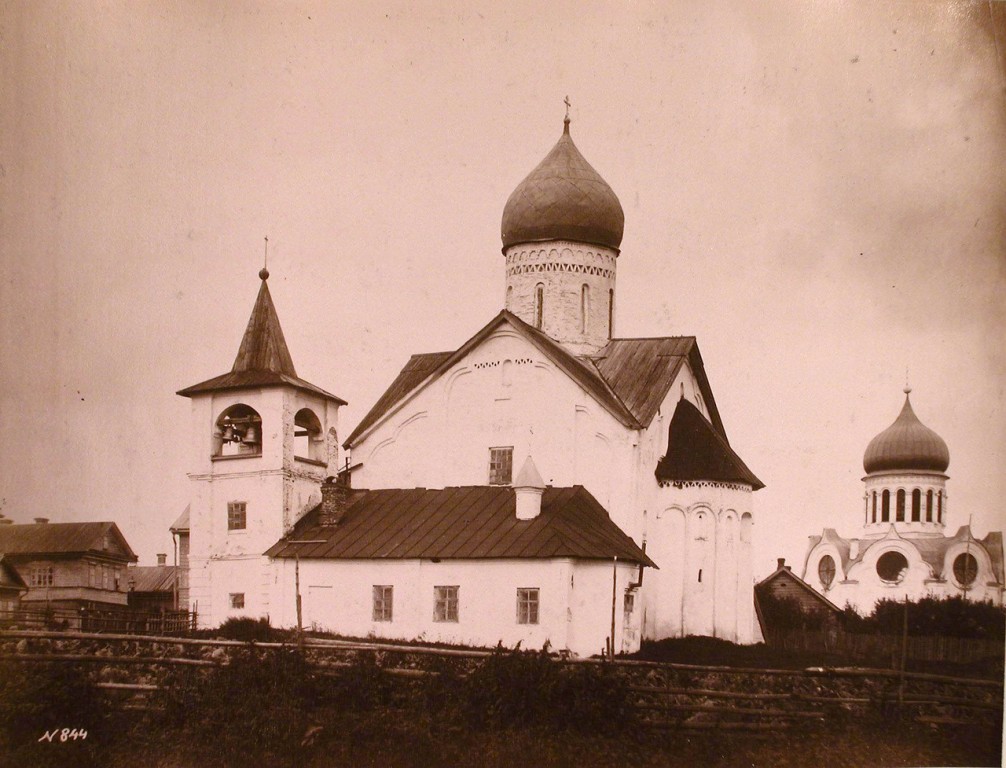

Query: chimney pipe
[[34, 517, 49, 525], [514, 456, 545, 521], [156, 553, 167, 566], [319, 475, 350, 526], [777, 557, 787, 570]]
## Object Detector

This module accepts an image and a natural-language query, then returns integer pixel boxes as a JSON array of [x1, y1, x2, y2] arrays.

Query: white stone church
[[178, 115, 764, 656], [801, 389, 1004, 613]]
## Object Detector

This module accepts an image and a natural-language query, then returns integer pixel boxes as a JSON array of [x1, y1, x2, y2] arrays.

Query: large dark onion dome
[[501, 117, 624, 251], [863, 389, 950, 474]]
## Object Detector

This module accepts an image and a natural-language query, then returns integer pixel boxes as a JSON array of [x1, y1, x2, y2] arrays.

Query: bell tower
[[177, 267, 346, 627]]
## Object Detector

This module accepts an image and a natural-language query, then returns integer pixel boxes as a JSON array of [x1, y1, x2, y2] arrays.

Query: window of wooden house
[[30, 565, 54, 587], [516, 588, 539, 625], [227, 501, 247, 531], [434, 586, 459, 623], [373, 585, 393, 622], [488, 447, 513, 485]]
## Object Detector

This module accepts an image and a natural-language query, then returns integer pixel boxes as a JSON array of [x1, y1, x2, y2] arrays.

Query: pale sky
[[1, 1, 1004, 580]]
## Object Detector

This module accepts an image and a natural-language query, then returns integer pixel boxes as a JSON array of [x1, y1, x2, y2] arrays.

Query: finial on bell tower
[[259, 236, 270, 281]]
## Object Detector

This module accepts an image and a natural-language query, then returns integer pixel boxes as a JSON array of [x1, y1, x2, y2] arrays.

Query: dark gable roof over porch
[[344, 309, 724, 446], [266, 485, 655, 567]]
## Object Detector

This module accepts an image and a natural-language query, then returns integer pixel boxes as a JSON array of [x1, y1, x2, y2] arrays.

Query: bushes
[[0, 661, 106, 768], [157, 648, 315, 767], [458, 645, 633, 734], [841, 596, 1006, 639]]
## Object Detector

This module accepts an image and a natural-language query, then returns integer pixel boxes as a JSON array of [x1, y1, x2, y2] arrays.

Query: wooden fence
[[767, 628, 1004, 664], [1, 629, 1002, 732], [0, 607, 196, 636]]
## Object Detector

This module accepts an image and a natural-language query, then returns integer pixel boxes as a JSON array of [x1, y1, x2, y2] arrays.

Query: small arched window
[[871, 491, 877, 523], [294, 408, 323, 463], [818, 555, 836, 589], [580, 284, 589, 333], [911, 489, 921, 522], [881, 490, 890, 522], [214, 404, 262, 458], [505, 285, 513, 311], [608, 288, 615, 337], [896, 489, 906, 522], [534, 283, 544, 329], [926, 490, 933, 522], [937, 491, 943, 523]]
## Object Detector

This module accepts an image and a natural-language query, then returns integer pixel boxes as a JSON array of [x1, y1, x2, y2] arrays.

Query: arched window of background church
[[911, 489, 921, 522], [213, 404, 262, 458], [294, 408, 323, 463], [953, 553, 977, 587], [926, 490, 933, 522], [608, 288, 614, 337], [818, 555, 836, 589], [937, 491, 943, 523], [871, 491, 877, 523], [580, 284, 589, 333], [534, 283, 544, 329], [881, 490, 890, 522], [896, 489, 906, 522], [876, 550, 909, 583]]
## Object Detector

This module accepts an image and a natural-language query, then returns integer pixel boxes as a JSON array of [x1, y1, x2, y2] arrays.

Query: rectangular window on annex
[[516, 588, 539, 625], [229, 593, 245, 609], [227, 501, 247, 531], [372, 585, 393, 622], [488, 447, 513, 485], [434, 585, 459, 622]]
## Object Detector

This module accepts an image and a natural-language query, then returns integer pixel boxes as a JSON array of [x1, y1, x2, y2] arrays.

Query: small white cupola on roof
[[514, 455, 546, 520]]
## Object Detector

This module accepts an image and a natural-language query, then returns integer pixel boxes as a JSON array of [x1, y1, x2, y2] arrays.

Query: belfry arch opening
[[294, 408, 324, 463], [214, 404, 262, 458]]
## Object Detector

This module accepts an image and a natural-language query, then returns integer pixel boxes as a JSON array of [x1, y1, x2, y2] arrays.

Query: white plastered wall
[[269, 556, 643, 657]]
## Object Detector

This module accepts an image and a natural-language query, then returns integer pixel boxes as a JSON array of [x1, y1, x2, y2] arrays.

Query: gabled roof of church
[[265, 484, 655, 566], [655, 399, 764, 489], [344, 309, 723, 447], [589, 336, 726, 436], [178, 273, 346, 404], [0, 522, 137, 562]]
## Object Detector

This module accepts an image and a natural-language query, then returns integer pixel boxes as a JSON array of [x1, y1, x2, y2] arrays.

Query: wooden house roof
[[0, 522, 137, 562]]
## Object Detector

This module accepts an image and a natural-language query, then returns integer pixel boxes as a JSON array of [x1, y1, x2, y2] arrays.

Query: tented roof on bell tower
[[177, 268, 346, 404]]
